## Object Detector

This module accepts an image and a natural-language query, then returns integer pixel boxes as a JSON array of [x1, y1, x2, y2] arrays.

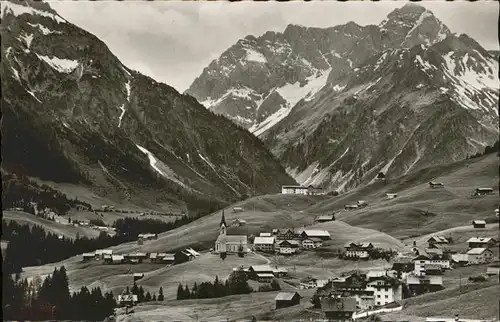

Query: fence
[[352, 305, 403, 320]]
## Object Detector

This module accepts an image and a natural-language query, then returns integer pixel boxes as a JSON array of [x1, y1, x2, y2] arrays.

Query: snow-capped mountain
[[186, 3, 453, 134], [188, 3, 499, 192], [1, 0, 295, 213]]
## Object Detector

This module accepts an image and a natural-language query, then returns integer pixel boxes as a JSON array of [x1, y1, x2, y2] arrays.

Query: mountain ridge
[[187, 3, 499, 193], [1, 0, 296, 214]]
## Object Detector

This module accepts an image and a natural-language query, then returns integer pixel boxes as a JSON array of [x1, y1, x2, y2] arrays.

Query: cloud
[[49, 1, 499, 92]]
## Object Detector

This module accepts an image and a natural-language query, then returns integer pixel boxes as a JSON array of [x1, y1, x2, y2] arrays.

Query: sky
[[49, 0, 499, 93]]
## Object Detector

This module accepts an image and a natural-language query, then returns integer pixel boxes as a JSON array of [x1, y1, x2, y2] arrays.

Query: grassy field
[[381, 281, 499, 321], [66, 209, 181, 227], [116, 288, 317, 322], [3, 210, 101, 239]]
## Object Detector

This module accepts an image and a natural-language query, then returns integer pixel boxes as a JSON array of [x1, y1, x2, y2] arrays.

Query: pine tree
[[158, 287, 164, 301], [145, 292, 152, 302], [191, 282, 198, 299], [138, 286, 145, 303], [183, 284, 191, 299], [176, 284, 184, 300], [152, 293, 157, 301]]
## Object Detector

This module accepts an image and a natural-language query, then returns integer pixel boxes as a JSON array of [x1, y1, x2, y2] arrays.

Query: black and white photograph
[[1, 0, 499, 321]]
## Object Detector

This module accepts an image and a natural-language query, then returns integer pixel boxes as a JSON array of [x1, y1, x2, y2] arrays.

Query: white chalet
[[344, 242, 374, 259], [302, 238, 323, 249], [253, 236, 276, 253]]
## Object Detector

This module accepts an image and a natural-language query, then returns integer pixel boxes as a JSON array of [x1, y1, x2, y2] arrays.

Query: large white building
[[253, 236, 275, 253], [281, 185, 323, 195], [214, 211, 248, 254], [365, 276, 403, 307]]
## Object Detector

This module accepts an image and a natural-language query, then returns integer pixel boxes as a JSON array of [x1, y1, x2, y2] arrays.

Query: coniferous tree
[[138, 286, 145, 303], [176, 284, 184, 300], [145, 292, 152, 302], [152, 293, 157, 301], [158, 287, 164, 301], [184, 284, 191, 299]]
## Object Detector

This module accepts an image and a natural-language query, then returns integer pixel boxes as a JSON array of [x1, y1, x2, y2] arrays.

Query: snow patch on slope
[[1, 1, 66, 23], [36, 54, 79, 73], [250, 68, 332, 136], [27, 22, 59, 35], [244, 48, 267, 63]]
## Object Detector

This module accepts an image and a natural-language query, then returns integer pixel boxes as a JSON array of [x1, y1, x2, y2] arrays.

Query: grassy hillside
[[307, 154, 499, 239], [3, 211, 100, 239]]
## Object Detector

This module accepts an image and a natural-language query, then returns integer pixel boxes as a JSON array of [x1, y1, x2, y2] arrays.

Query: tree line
[[121, 282, 164, 303], [2, 214, 200, 273], [2, 170, 92, 215], [2, 265, 116, 321], [176, 270, 253, 300]]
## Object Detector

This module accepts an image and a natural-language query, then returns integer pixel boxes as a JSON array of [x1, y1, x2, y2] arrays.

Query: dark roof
[[275, 292, 301, 301], [321, 297, 357, 312], [220, 210, 226, 227]]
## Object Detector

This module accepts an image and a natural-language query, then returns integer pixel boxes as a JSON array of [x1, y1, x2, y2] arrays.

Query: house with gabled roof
[[278, 240, 300, 255], [427, 236, 449, 247], [321, 296, 357, 320], [467, 237, 496, 249], [253, 236, 275, 253], [275, 292, 301, 309], [344, 242, 374, 259], [316, 214, 335, 223], [472, 220, 486, 228], [467, 248, 494, 265], [299, 229, 331, 241], [302, 237, 323, 249]]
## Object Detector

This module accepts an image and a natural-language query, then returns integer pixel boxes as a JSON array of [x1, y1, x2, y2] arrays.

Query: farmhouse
[[133, 273, 144, 281], [429, 181, 444, 188], [472, 220, 486, 228], [451, 254, 469, 267], [316, 214, 335, 223], [466, 248, 494, 264], [259, 232, 272, 237], [184, 248, 200, 258], [275, 292, 301, 309], [273, 267, 289, 278], [117, 294, 138, 306], [111, 255, 124, 264], [406, 274, 443, 295], [138, 233, 158, 241], [214, 211, 248, 254], [472, 188, 494, 196], [253, 236, 275, 253], [467, 237, 496, 249], [427, 236, 449, 247], [344, 242, 374, 259], [300, 276, 319, 289], [273, 228, 297, 240], [248, 265, 276, 281], [344, 204, 359, 210], [232, 207, 244, 213], [321, 296, 357, 320], [299, 229, 331, 240], [386, 193, 398, 199], [125, 253, 148, 264], [231, 218, 247, 227], [302, 238, 323, 249], [495, 208, 499, 218], [425, 248, 444, 258], [95, 249, 113, 259], [277, 240, 300, 254], [82, 253, 95, 261]]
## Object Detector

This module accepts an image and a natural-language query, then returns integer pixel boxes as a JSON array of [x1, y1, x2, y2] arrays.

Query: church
[[214, 210, 248, 254]]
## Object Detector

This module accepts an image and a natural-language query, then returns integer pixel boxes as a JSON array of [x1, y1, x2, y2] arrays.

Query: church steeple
[[220, 209, 227, 228]]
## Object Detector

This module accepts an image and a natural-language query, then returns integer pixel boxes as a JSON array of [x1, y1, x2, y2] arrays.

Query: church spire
[[220, 209, 226, 227]]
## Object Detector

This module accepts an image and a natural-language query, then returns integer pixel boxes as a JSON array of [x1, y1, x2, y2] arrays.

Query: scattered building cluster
[[233, 264, 289, 282], [344, 200, 368, 210], [252, 228, 331, 255], [81, 248, 200, 265]]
